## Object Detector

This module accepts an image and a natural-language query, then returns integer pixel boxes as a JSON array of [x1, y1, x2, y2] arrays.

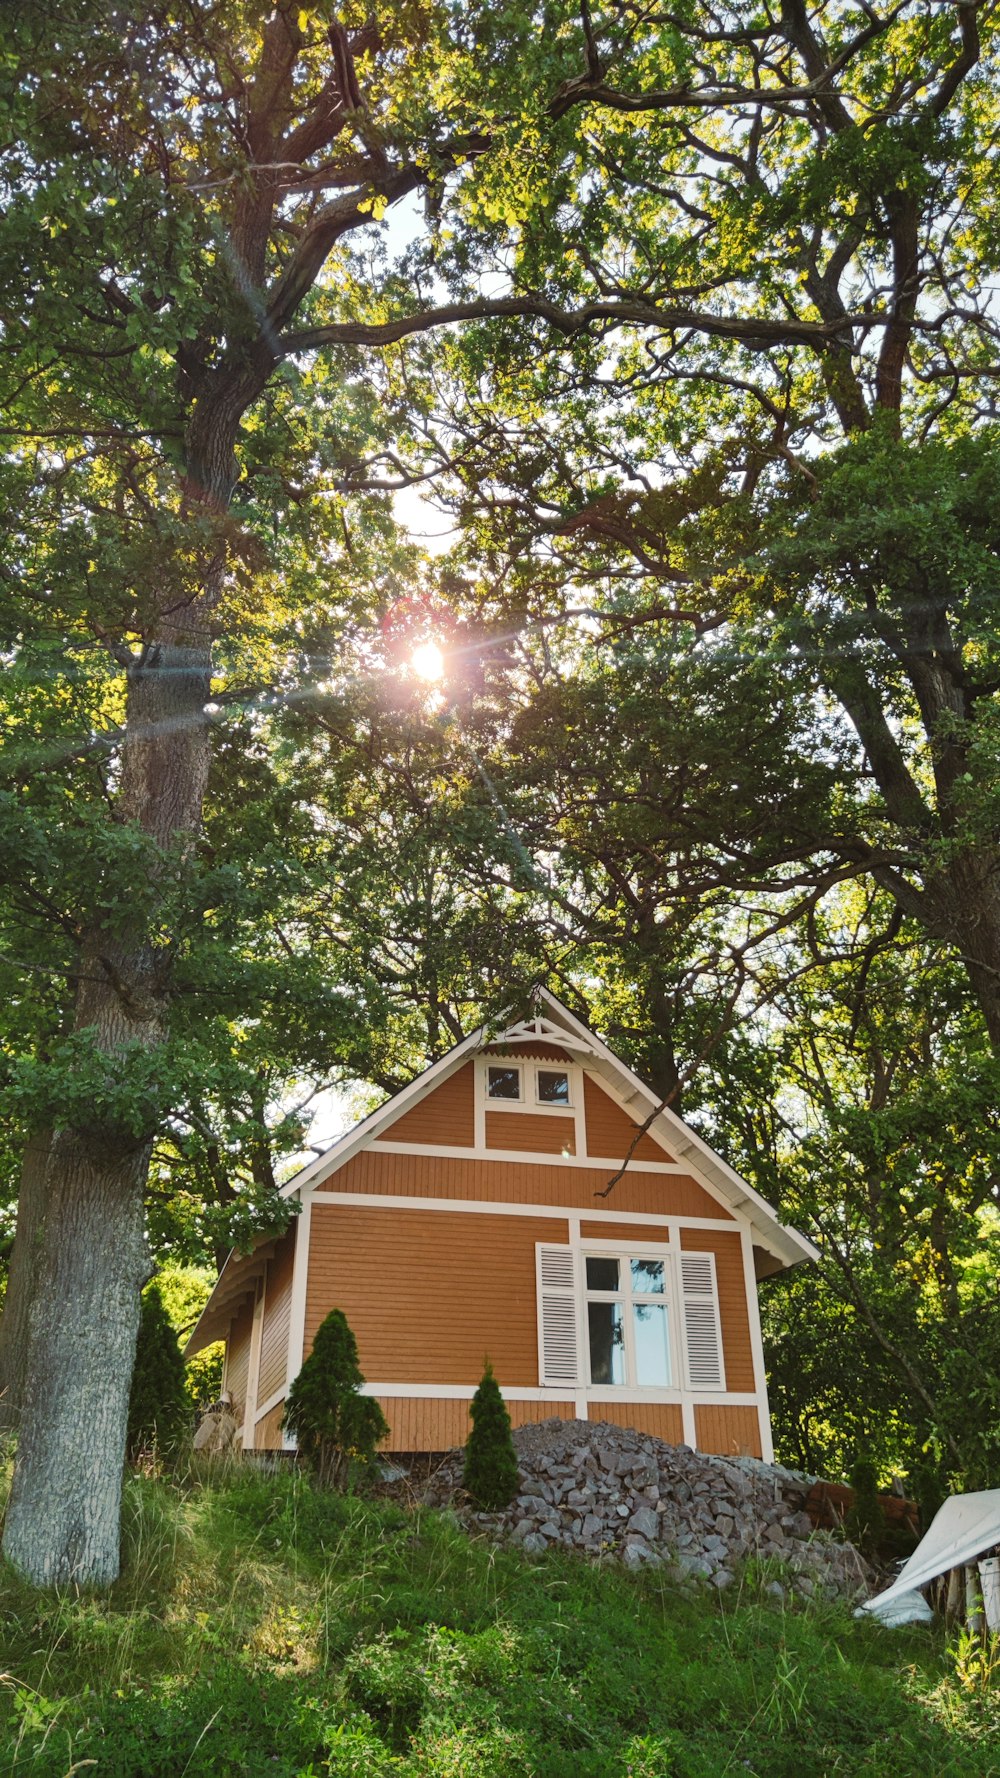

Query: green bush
[[463, 1362, 519, 1510], [282, 1307, 389, 1488], [845, 1456, 885, 1556], [126, 1281, 191, 1461]]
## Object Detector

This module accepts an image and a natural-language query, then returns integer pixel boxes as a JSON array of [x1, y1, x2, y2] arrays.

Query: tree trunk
[[0, 1128, 52, 1434], [1, 628, 215, 1585], [1, 1135, 151, 1585]]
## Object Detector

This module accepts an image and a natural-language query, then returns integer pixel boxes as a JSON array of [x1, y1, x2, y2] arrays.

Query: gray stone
[[522, 1533, 548, 1554], [764, 1522, 786, 1545], [714, 1515, 735, 1538], [711, 1569, 735, 1591], [627, 1506, 659, 1540]]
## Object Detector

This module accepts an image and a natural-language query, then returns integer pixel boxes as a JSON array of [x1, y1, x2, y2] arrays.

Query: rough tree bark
[[2, 610, 220, 1583], [0, 1129, 52, 1435]]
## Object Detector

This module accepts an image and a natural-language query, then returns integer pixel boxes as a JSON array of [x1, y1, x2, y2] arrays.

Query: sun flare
[[411, 640, 445, 683]]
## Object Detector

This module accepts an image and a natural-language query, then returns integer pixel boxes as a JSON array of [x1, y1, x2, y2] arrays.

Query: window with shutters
[[536, 1242, 726, 1393], [585, 1251, 672, 1388]]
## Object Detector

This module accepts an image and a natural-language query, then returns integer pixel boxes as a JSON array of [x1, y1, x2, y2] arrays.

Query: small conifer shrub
[[282, 1308, 389, 1488], [126, 1282, 191, 1461], [463, 1362, 519, 1510]]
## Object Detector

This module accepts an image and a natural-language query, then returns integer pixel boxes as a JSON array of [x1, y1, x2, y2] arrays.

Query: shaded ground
[[1, 1457, 998, 1776]]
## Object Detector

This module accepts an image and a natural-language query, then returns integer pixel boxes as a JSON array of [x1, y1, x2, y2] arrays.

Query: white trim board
[[254, 1385, 288, 1424], [358, 1382, 762, 1406]]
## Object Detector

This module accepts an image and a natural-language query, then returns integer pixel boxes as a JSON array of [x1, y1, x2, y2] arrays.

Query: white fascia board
[[535, 988, 818, 1270], [278, 1023, 487, 1201]]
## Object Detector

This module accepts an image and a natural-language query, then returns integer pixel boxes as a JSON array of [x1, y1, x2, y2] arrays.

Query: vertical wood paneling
[[372, 1395, 576, 1452], [256, 1227, 296, 1408], [306, 1206, 569, 1385], [485, 1111, 575, 1154], [590, 1402, 685, 1444], [374, 1063, 475, 1146], [583, 1076, 675, 1163], [225, 1300, 253, 1419], [680, 1229, 755, 1390], [254, 1399, 286, 1450], [695, 1404, 762, 1459]]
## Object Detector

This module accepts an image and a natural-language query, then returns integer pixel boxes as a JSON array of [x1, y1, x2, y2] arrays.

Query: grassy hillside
[[1, 1458, 998, 1777]]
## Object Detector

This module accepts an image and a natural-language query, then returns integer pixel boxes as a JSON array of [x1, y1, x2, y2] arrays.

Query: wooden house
[[186, 990, 816, 1460]]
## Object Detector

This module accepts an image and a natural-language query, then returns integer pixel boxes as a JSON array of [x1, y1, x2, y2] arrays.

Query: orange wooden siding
[[590, 1402, 685, 1443], [257, 1227, 295, 1408], [583, 1077, 676, 1163], [374, 1062, 475, 1146], [579, 1220, 670, 1242], [306, 1205, 568, 1386], [255, 1399, 286, 1450], [680, 1228, 755, 1391], [322, 1146, 729, 1220], [695, 1404, 762, 1459], [225, 1299, 254, 1418], [373, 1395, 576, 1452], [485, 1110, 575, 1154]]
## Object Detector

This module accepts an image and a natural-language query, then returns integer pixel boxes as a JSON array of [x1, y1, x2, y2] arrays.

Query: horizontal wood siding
[[579, 1221, 670, 1242], [306, 1205, 568, 1386], [695, 1404, 762, 1459], [584, 1077, 675, 1163], [680, 1228, 755, 1391], [485, 1111, 575, 1154], [254, 1400, 286, 1450], [375, 1062, 475, 1147], [373, 1395, 576, 1452], [590, 1402, 685, 1443], [322, 1148, 728, 1219], [257, 1227, 296, 1409], [225, 1300, 253, 1419]]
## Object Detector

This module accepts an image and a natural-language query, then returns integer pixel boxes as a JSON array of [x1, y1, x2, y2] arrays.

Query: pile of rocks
[[423, 1418, 873, 1601]]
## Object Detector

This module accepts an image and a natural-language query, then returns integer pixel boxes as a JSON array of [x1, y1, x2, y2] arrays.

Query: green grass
[[1, 1457, 999, 1777]]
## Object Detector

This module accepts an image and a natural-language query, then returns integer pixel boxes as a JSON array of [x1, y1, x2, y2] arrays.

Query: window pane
[[586, 1255, 619, 1292], [487, 1066, 521, 1100], [589, 1300, 625, 1385], [537, 1068, 570, 1104], [631, 1258, 665, 1295], [633, 1302, 670, 1386]]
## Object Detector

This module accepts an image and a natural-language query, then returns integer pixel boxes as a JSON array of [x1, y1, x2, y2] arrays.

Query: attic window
[[487, 1065, 522, 1100], [536, 1068, 570, 1105]]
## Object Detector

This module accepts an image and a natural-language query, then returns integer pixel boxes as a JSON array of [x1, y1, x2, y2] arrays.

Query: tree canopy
[[2, 0, 1000, 1585]]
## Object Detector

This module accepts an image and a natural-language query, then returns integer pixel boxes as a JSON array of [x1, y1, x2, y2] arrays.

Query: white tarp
[[861, 1489, 1000, 1620]]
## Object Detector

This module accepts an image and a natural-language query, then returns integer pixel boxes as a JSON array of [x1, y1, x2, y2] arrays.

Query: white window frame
[[477, 1057, 584, 1150], [484, 1061, 526, 1103], [583, 1244, 677, 1390]]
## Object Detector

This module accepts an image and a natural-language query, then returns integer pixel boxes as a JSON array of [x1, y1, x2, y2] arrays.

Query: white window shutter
[[680, 1252, 726, 1391], [536, 1244, 580, 1386]]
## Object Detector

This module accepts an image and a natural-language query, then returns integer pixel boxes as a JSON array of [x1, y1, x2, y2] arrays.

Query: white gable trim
[[258, 988, 813, 1267], [532, 989, 818, 1270]]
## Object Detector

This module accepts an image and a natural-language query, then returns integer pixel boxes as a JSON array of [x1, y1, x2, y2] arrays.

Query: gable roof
[[186, 988, 816, 1356], [279, 987, 815, 1267]]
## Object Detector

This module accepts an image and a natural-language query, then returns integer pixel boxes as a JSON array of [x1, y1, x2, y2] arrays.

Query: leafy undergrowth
[[1, 1458, 999, 1776]]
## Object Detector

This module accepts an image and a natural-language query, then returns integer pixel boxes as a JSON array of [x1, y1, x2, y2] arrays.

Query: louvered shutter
[[536, 1244, 580, 1386], [680, 1252, 725, 1391]]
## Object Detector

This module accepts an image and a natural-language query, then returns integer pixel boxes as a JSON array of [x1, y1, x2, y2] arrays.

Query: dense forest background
[[3, 0, 1000, 1582]]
